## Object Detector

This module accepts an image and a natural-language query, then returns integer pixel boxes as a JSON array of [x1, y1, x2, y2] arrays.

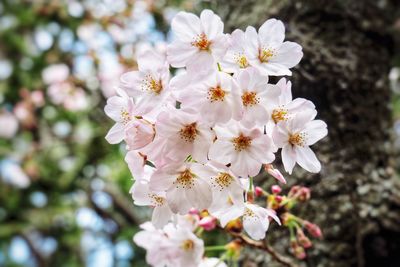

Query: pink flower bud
[[288, 185, 300, 197], [291, 240, 306, 260], [198, 216, 217, 231], [188, 208, 199, 215], [297, 228, 312, 248], [124, 120, 155, 150], [275, 195, 283, 203], [255, 186, 263, 197], [304, 221, 323, 238], [264, 164, 286, 184], [298, 187, 311, 201], [271, 185, 282, 194]]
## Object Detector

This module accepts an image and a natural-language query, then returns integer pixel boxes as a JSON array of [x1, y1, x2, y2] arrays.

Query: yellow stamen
[[232, 133, 252, 151]]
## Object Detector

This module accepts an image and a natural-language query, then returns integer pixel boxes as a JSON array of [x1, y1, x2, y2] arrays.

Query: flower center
[[234, 54, 249, 68], [142, 75, 163, 94], [259, 48, 275, 63], [241, 91, 259, 107], [213, 172, 234, 190], [120, 109, 131, 125], [207, 85, 226, 102], [174, 169, 196, 189], [289, 132, 306, 147], [244, 208, 256, 218], [191, 33, 211, 51], [232, 133, 252, 151], [180, 123, 198, 143], [148, 194, 165, 207], [182, 239, 194, 251], [271, 108, 288, 123]]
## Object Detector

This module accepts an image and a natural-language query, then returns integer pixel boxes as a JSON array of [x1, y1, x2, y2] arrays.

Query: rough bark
[[208, 0, 400, 266]]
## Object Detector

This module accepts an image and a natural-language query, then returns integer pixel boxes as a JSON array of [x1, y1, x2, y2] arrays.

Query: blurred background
[[0, 0, 399, 267]]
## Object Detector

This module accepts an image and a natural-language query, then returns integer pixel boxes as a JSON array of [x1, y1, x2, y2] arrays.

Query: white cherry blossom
[[209, 121, 275, 177], [167, 9, 228, 70], [149, 162, 213, 215], [273, 111, 328, 174], [245, 19, 303, 76]]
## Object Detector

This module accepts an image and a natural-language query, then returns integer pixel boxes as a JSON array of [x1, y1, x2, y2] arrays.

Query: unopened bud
[[288, 185, 300, 197], [199, 216, 217, 231], [297, 228, 312, 248], [298, 187, 311, 202], [255, 186, 264, 197], [291, 240, 306, 260], [271, 185, 282, 194], [275, 195, 283, 203], [304, 221, 323, 238], [189, 208, 199, 215], [264, 164, 287, 184]]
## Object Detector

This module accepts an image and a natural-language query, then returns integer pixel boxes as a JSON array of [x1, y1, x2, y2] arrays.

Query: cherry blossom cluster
[[104, 9, 327, 266]]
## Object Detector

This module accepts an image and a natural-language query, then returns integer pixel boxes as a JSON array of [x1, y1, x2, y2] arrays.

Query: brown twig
[[228, 231, 299, 267]]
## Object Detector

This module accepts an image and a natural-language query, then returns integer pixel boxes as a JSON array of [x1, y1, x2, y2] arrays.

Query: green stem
[[205, 245, 227, 252]]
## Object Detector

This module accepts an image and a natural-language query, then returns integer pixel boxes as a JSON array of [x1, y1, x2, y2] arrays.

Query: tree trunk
[[209, 0, 400, 266]]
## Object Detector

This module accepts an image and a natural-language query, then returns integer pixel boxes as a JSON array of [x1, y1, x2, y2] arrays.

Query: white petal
[[200, 9, 224, 40], [152, 205, 173, 228], [105, 123, 125, 144], [304, 120, 328, 146], [209, 140, 234, 165], [282, 145, 296, 174], [186, 179, 212, 210], [258, 19, 285, 47], [295, 146, 321, 173], [166, 187, 192, 214], [243, 214, 268, 240], [273, 41, 303, 68], [171, 11, 201, 42]]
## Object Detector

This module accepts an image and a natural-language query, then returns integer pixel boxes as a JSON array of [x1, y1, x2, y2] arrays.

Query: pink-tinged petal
[[272, 122, 289, 148], [229, 183, 246, 206], [192, 135, 212, 163], [200, 9, 224, 40], [152, 205, 173, 228], [137, 46, 167, 72], [258, 18, 285, 47], [104, 96, 127, 121], [210, 34, 229, 61], [105, 123, 125, 144], [266, 208, 281, 225], [249, 135, 275, 164], [167, 42, 197, 68], [295, 146, 321, 173], [119, 71, 143, 93], [130, 181, 152, 206], [244, 26, 259, 61], [149, 170, 175, 192], [289, 109, 317, 132], [209, 140, 234, 165], [273, 41, 303, 68], [166, 187, 192, 214], [231, 150, 261, 177], [213, 205, 243, 227], [277, 78, 292, 104], [186, 51, 215, 72], [186, 179, 212, 210], [171, 11, 202, 42], [282, 145, 296, 174], [243, 213, 267, 240], [125, 151, 146, 180], [286, 98, 315, 113], [265, 164, 287, 184], [252, 61, 292, 76], [304, 120, 328, 146]]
